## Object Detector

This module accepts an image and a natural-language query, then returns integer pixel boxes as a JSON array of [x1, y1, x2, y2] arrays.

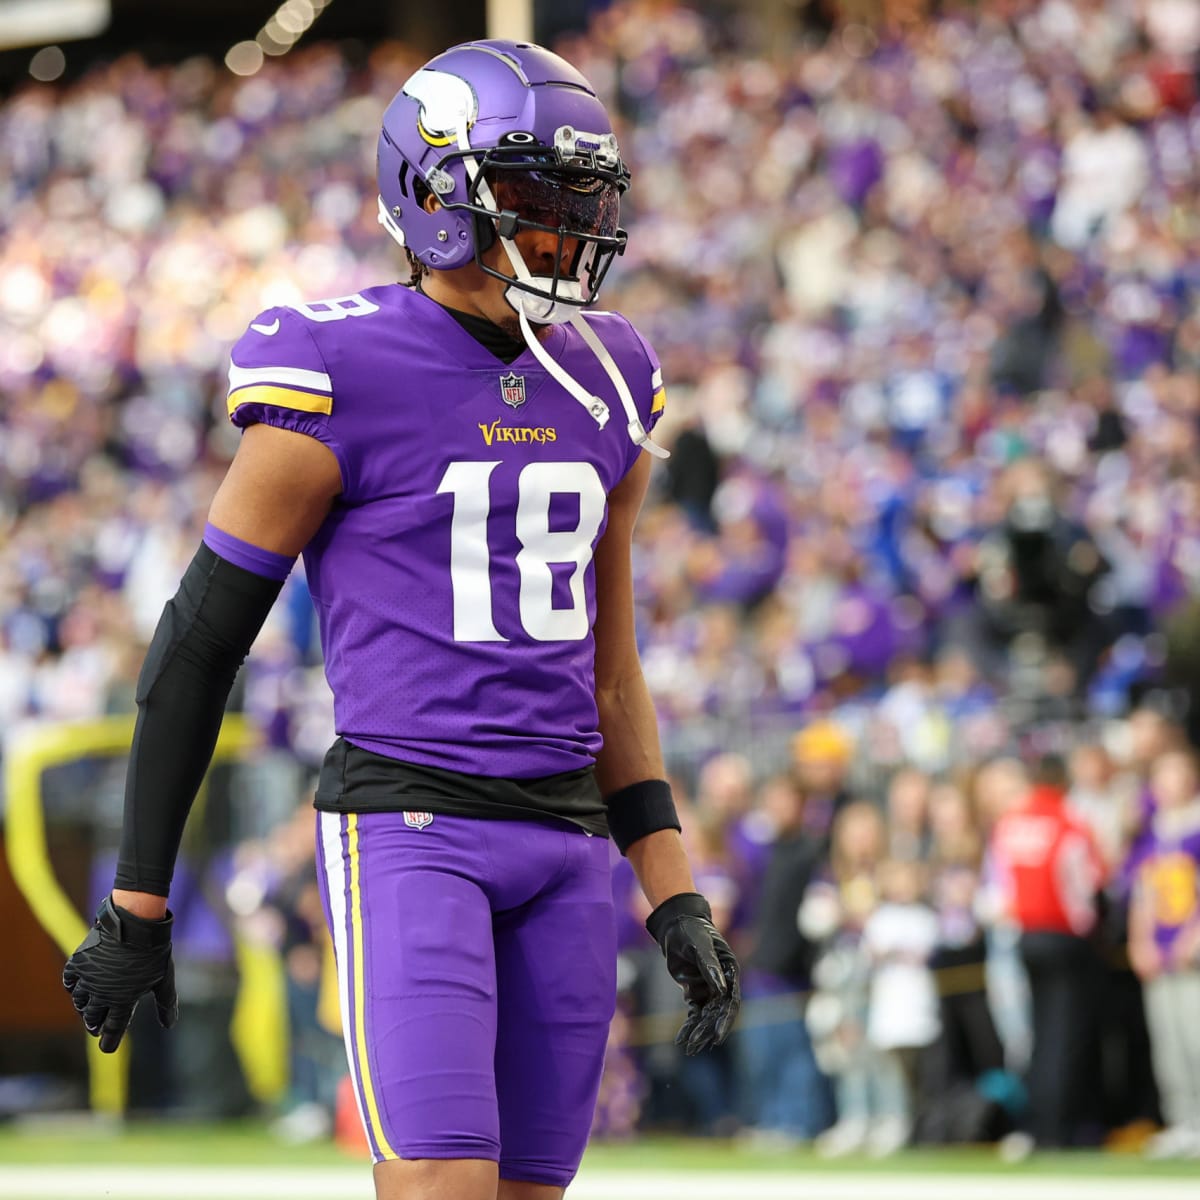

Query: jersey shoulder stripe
[[226, 384, 333, 418], [228, 362, 333, 395], [650, 365, 666, 413], [227, 361, 334, 419], [645, 353, 666, 420]]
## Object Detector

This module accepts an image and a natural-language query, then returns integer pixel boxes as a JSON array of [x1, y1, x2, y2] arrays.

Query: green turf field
[[1, 1121, 1199, 1179]]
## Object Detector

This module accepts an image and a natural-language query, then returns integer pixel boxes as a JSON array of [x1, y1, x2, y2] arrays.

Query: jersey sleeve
[[621, 323, 667, 476], [226, 306, 350, 490], [632, 328, 667, 435]]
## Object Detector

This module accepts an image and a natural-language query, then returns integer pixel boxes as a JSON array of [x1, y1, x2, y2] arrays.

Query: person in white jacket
[[861, 857, 942, 1155]]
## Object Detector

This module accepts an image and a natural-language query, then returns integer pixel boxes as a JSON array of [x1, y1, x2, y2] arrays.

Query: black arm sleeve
[[114, 543, 284, 896]]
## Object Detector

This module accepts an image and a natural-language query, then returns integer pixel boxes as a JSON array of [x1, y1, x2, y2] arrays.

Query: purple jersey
[[1136, 805, 1200, 954], [226, 285, 665, 778]]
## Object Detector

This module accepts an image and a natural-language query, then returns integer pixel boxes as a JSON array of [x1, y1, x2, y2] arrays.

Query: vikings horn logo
[[403, 68, 478, 148], [499, 372, 527, 409]]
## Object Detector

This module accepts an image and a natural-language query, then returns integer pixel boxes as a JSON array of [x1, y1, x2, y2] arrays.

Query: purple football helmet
[[376, 40, 630, 312]]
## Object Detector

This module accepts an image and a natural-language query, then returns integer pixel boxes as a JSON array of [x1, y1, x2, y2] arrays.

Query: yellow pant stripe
[[348, 813, 398, 1159]]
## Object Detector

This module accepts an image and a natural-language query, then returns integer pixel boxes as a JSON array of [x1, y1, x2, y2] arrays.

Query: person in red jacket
[[989, 755, 1107, 1148]]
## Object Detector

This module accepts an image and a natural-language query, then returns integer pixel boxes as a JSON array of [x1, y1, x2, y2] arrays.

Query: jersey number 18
[[437, 461, 606, 643]]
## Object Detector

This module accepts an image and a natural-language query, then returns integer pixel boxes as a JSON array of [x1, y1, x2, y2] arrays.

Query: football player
[[63, 39, 739, 1200]]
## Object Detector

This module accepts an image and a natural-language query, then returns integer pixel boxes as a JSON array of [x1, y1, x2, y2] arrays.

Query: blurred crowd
[[635, 719, 1200, 1159], [4, 0, 1200, 1159]]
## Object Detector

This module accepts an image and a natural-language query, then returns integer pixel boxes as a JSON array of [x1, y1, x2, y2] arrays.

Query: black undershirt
[[315, 739, 607, 835], [418, 281, 527, 364]]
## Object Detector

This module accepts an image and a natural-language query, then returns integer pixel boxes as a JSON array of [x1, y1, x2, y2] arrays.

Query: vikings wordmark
[[479, 421, 558, 446]]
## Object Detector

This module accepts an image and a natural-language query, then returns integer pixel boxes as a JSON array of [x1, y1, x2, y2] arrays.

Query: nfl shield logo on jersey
[[499, 372, 527, 409], [403, 811, 434, 830]]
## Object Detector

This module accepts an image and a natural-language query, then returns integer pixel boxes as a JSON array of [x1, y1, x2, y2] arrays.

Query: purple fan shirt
[[226, 284, 665, 779], [1135, 808, 1200, 955]]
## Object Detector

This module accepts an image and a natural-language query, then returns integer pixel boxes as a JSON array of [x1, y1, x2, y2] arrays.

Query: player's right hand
[[62, 895, 178, 1053]]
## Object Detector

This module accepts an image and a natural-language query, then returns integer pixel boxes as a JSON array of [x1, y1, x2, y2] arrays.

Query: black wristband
[[604, 778, 681, 856], [646, 892, 712, 944], [99, 896, 174, 950]]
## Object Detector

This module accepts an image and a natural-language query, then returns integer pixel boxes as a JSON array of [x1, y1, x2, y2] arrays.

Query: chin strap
[[567, 308, 670, 459], [516, 307, 609, 428], [456, 121, 670, 461]]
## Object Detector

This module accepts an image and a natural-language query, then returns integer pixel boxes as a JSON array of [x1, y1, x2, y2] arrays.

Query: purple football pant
[[316, 810, 617, 1187]]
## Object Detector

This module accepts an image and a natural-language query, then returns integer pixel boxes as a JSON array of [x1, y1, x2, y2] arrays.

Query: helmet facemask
[[478, 159, 623, 308], [426, 131, 629, 322]]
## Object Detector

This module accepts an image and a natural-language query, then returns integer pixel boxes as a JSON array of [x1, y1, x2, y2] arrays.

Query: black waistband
[[313, 737, 608, 836]]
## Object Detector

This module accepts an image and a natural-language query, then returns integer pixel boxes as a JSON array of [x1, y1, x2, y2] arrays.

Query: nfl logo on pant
[[403, 811, 434, 829]]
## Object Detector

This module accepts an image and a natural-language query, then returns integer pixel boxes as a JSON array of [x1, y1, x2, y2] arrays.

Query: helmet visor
[[488, 170, 621, 241]]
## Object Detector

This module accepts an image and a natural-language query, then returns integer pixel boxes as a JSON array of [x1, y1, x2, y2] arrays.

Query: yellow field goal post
[[3, 715, 290, 1115]]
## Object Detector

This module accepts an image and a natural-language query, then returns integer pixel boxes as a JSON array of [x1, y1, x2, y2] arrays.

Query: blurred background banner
[[0, 1, 111, 51], [2, 0, 1200, 1182]]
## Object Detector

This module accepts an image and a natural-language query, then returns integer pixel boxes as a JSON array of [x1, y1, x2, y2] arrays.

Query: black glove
[[646, 891, 741, 1055], [62, 895, 178, 1053]]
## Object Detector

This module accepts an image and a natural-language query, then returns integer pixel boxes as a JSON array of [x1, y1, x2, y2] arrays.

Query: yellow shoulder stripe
[[651, 386, 667, 415], [227, 384, 333, 418]]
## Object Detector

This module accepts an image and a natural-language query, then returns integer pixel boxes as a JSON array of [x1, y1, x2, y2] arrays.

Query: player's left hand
[[646, 892, 741, 1055]]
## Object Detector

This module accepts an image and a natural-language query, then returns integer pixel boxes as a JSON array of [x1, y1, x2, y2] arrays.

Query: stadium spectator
[[790, 720, 854, 844], [972, 755, 1034, 1074], [738, 773, 831, 1146], [690, 751, 772, 939], [1127, 748, 1200, 1158], [671, 805, 742, 1134], [883, 766, 933, 862], [861, 857, 941, 1156], [922, 783, 1009, 1145], [989, 756, 1107, 1148], [248, 802, 345, 1145], [1066, 742, 1135, 870], [1067, 739, 1161, 1140], [802, 801, 886, 1157], [971, 458, 1111, 706]]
